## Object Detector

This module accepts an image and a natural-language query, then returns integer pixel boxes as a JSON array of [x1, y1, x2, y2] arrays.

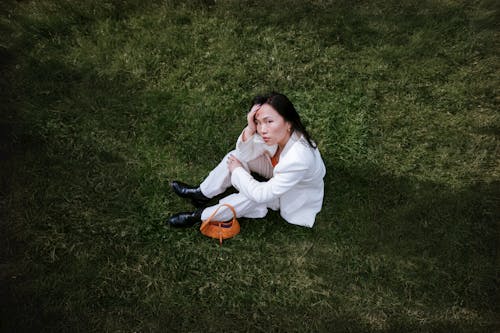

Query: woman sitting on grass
[[168, 92, 326, 228]]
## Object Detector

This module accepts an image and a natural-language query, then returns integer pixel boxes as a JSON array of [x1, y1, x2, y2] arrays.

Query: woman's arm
[[242, 103, 261, 142], [235, 103, 270, 162], [230, 154, 310, 203]]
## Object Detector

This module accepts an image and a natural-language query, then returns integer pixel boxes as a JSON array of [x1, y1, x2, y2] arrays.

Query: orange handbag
[[200, 203, 240, 245]]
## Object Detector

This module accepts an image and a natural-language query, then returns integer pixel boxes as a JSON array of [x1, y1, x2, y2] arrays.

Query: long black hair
[[251, 92, 317, 149]]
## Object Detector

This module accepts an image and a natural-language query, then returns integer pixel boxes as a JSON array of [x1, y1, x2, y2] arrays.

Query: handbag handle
[[202, 203, 237, 224]]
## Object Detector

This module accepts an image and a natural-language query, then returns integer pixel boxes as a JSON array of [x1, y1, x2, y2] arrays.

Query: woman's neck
[[277, 132, 292, 152]]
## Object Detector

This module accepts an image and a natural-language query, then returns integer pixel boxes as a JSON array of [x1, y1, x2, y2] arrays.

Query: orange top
[[271, 153, 279, 167]]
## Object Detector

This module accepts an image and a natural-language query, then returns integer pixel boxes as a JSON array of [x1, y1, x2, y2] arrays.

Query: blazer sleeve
[[230, 155, 309, 204], [234, 130, 269, 162]]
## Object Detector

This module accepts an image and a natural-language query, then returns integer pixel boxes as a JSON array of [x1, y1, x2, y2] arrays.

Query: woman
[[168, 92, 326, 228]]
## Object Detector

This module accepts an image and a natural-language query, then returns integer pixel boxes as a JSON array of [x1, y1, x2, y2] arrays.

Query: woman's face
[[255, 104, 292, 147]]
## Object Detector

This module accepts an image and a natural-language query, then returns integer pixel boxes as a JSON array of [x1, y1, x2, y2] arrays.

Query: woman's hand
[[243, 104, 261, 140], [227, 154, 243, 173], [247, 103, 261, 131]]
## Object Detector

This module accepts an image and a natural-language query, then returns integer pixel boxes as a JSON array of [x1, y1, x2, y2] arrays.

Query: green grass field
[[1, 0, 498, 332]]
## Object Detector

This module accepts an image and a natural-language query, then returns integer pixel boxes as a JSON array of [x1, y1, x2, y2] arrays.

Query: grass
[[0, 0, 498, 332]]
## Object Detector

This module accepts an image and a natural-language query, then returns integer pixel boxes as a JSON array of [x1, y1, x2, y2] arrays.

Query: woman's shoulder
[[281, 133, 316, 163], [291, 133, 316, 153]]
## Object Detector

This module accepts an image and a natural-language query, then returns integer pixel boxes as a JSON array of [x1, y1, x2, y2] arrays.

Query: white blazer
[[231, 131, 326, 227]]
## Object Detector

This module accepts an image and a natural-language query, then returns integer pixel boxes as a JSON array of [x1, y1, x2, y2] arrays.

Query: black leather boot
[[168, 208, 203, 228], [170, 180, 211, 207]]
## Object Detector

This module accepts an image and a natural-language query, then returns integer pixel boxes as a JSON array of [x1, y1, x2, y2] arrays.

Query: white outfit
[[200, 131, 326, 228]]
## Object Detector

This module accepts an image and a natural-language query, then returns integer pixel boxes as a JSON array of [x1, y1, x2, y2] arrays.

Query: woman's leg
[[200, 153, 276, 221], [199, 151, 235, 198], [201, 193, 279, 221], [199, 151, 273, 198], [169, 151, 275, 226]]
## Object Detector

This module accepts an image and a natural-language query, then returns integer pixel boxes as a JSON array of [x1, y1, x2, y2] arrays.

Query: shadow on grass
[[308, 161, 498, 328]]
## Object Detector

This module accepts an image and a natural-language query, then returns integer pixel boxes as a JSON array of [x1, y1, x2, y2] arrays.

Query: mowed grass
[[0, 0, 498, 332]]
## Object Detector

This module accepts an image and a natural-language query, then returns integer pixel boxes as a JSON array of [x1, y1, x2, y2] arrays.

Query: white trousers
[[199, 151, 280, 221]]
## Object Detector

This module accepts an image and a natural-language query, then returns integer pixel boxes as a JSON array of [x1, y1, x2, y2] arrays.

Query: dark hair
[[251, 92, 317, 149]]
